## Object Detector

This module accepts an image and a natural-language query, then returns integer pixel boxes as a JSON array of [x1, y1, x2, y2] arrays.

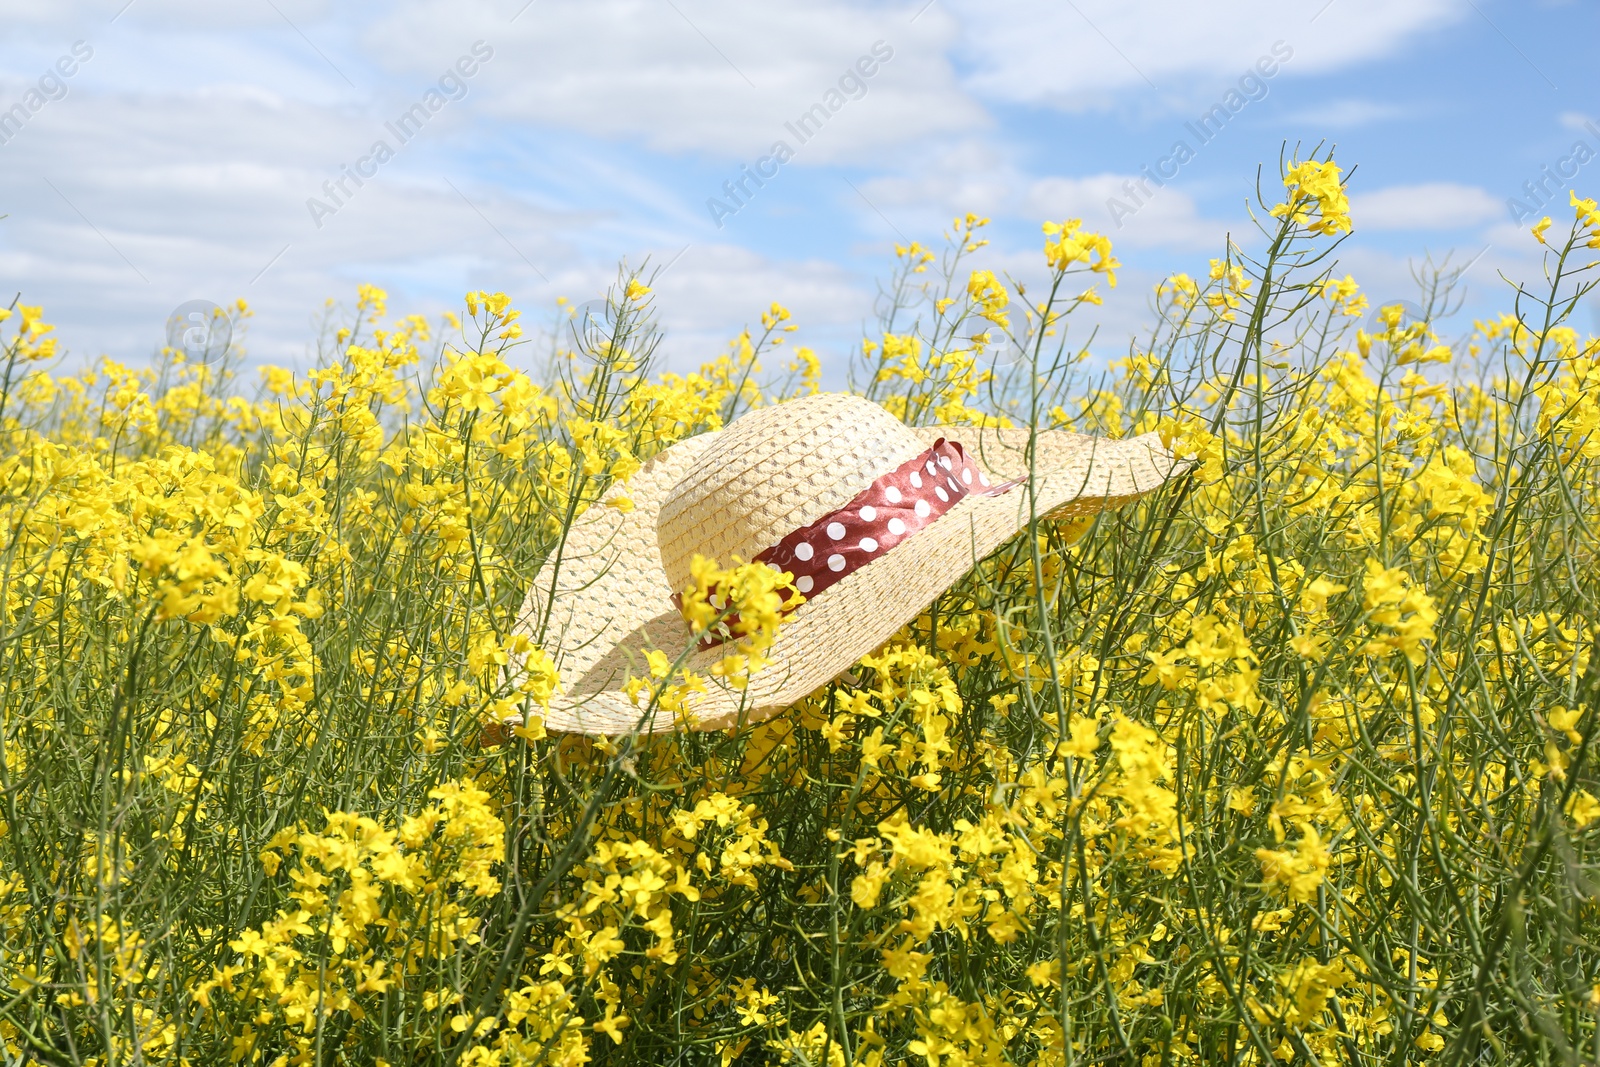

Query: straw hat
[[505, 393, 1185, 735]]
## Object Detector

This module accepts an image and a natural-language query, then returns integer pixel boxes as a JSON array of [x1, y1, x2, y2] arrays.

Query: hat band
[[677, 437, 1019, 646]]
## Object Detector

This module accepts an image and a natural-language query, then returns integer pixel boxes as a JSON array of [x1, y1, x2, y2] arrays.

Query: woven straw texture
[[508, 393, 1184, 735]]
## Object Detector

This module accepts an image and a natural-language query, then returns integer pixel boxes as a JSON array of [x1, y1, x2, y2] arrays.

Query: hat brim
[[507, 423, 1186, 735]]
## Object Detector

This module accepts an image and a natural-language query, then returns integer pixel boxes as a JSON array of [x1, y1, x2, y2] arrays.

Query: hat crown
[[657, 394, 926, 594]]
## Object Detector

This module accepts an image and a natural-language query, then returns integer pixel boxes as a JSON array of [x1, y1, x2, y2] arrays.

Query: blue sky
[[0, 0, 1595, 379]]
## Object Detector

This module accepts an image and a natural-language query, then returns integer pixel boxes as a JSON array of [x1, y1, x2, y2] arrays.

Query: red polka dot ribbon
[[676, 438, 1019, 647]]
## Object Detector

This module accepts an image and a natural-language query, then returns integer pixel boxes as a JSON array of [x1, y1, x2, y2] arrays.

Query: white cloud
[[854, 139, 1020, 219], [0, 0, 332, 30], [644, 243, 872, 371], [1, 81, 588, 363], [1330, 239, 1547, 342], [1348, 183, 1501, 230], [1286, 99, 1409, 128], [952, 0, 1461, 110], [0, 0, 1551, 390], [1028, 174, 1238, 250], [363, 0, 986, 163], [0, 68, 875, 374], [854, 150, 1241, 253], [1481, 219, 1537, 247], [0, 0, 923, 377]]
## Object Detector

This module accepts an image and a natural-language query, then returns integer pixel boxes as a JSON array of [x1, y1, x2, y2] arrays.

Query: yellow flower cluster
[[623, 553, 804, 723], [196, 781, 505, 1062], [0, 167, 1596, 1066], [1041, 218, 1120, 285], [1271, 158, 1352, 236]]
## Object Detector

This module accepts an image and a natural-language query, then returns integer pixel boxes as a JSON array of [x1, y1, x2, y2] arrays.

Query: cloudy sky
[[0, 0, 1594, 378]]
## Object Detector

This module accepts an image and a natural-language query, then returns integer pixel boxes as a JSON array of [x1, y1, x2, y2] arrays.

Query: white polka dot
[[910, 471, 922, 488], [887, 517, 906, 535], [961, 469, 973, 484], [926, 461, 937, 475], [885, 486, 902, 503], [915, 500, 931, 517], [979, 472, 990, 486], [769, 562, 783, 573], [948, 477, 960, 492], [827, 521, 846, 540], [859, 505, 877, 521], [935, 486, 949, 502], [938, 455, 953, 470], [794, 542, 813, 561], [796, 575, 814, 593], [860, 537, 878, 552], [827, 553, 846, 572]]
